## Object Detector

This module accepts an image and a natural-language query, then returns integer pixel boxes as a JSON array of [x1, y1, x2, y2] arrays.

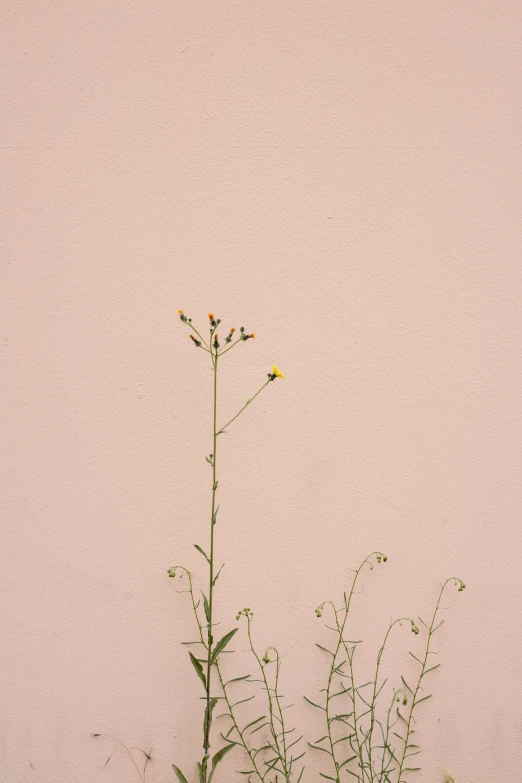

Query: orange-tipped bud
[[208, 313, 215, 320], [189, 334, 196, 341]]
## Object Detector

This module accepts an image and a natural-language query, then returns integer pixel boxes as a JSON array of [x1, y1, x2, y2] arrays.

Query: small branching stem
[[366, 619, 414, 782], [217, 380, 271, 435], [247, 618, 291, 781], [396, 578, 463, 782], [215, 663, 266, 783]]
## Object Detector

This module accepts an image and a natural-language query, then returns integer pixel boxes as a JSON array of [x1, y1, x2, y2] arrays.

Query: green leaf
[[189, 652, 207, 689], [316, 644, 334, 656], [224, 674, 251, 686], [210, 629, 238, 664], [172, 765, 189, 783], [202, 593, 211, 623], [308, 742, 332, 756], [231, 695, 255, 708], [213, 563, 225, 586], [401, 676, 414, 694], [208, 743, 235, 781], [194, 545, 210, 563], [303, 696, 326, 711], [250, 721, 269, 735], [414, 694, 432, 706], [339, 756, 357, 769]]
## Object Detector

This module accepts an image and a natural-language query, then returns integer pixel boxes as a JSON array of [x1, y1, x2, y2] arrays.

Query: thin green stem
[[396, 578, 461, 782], [378, 690, 403, 780], [269, 647, 291, 781], [366, 619, 413, 781], [217, 379, 271, 435], [247, 621, 289, 781], [324, 555, 382, 783], [203, 341, 219, 768], [188, 322, 211, 350], [218, 337, 243, 356], [215, 663, 266, 783]]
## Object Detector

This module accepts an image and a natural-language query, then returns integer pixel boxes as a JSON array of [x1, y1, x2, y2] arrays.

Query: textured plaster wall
[[2, 2, 522, 782]]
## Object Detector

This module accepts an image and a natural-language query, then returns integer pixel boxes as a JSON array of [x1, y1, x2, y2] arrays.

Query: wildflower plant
[[169, 311, 291, 783], [94, 309, 466, 783], [307, 553, 465, 782]]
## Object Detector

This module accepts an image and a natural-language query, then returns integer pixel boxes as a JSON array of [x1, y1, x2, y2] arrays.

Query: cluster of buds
[[456, 579, 466, 592], [239, 326, 255, 341], [262, 650, 271, 664], [178, 309, 191, 323], [315, 603, 324, 618], [395, 691, 408, 706], [375, 552, 388, 564], [208, 313, 221, 328], [225, 327, 236, 343], [167, 566, 189, 579], [410, 619, 420, 635], [236, 607, 253, 621]]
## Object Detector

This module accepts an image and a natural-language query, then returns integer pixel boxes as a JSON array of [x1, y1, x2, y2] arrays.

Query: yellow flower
[[208, 313, 215, 320], [250, 333, 256, 338], [178, 309, 183, 315], [271, 364, 285, 379]]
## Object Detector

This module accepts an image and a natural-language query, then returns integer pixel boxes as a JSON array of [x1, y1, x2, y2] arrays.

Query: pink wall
[[2, 2, 522, 781]]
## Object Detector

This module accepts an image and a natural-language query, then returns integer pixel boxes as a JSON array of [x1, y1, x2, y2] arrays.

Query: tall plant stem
[[203, 341, 219, 770], [396, 579, 456, 782], [325, 556, 380, 783]]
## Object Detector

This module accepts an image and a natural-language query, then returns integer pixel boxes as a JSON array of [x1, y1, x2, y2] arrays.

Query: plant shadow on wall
[[93, 310, 466, 783]]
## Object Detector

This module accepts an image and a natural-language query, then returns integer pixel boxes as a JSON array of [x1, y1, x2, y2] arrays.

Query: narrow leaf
[[422, 664, 441, 677], [225, 674, 251, 686], [189, 652, 207, 689], [401, 676, 414, 694], [243, 716, 266, 732], [316, 644, 334, 656], [308, 742, 332, 756], [208, 743, 235, 782], [194, 545, 210, 564], [202, 593, 211, 623], [172, 765, 189, 783], [339, 755, 357, 770], [211, 629, 238, 663], [303, 696, 326, 711]]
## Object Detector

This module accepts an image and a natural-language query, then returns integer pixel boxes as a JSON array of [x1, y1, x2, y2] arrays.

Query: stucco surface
[[2, 2, 522, 782]]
